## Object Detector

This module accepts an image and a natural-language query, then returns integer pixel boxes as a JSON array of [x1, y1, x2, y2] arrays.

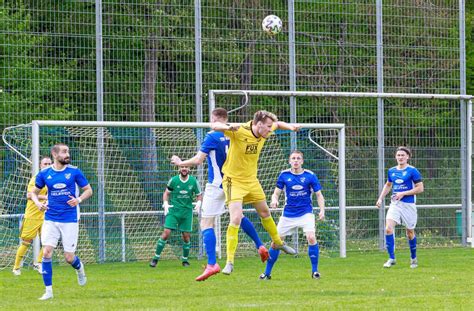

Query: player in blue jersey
[[171, 108, 269, 281], [259, 150, 325, 280], [30, 143, 93, 300], [376, 146, 423, 268]]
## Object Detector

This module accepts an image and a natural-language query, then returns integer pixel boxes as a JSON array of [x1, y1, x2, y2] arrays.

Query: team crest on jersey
[[402, 171, 407, 176], [245, 143, 258, 154], [300, 177, 306, 183], [65, 173, 71, 180]]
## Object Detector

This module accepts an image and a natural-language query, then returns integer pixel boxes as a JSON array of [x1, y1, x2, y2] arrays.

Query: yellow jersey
[[222, 121, 277, 180], [24, 174, 47, 220]]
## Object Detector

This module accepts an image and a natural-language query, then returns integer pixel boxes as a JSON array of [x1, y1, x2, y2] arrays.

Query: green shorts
[[164, 208, 193, 232]]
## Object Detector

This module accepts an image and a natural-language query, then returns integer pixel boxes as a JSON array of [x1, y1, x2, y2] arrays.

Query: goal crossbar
[[30, 120, 347, 259]]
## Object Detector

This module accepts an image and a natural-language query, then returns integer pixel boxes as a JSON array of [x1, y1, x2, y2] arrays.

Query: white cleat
[[76, 262, 87, 286], [383, 258, 396, 268], [38, 291, 53, 300], [410, 258, 418, 269], [272, 242, 297, 255], [33, 264, 43, 274], [12, 268, 21, 276], [222, 262, 234, 275]]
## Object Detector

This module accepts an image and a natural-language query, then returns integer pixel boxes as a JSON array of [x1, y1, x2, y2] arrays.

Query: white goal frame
[[30, 120, 347, 259]]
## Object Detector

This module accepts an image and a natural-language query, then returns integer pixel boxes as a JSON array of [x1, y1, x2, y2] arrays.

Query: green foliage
[[0, 248, 472, 309]]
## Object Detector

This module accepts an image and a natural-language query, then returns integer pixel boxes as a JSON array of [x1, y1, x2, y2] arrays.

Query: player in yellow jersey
[[211, 110, 301, 274], [12, 156, 52, 276]]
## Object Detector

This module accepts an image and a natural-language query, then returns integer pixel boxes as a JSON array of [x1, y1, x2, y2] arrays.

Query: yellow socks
[[37, 247, 44, 263], [261, 216, 283, 245], [226, 224, 240, 264], [14, 242, 30, 270]]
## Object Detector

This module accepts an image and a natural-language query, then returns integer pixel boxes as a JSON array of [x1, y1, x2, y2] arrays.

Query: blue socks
[[308, 244, 319, 273], [203, 228, 217, 265], [42, 257, 53, 286], [408, 236, 417, 259], [385, 233, 395, 259], [71, 256, 82, 270], [264, 248, 280, 276], [240, 216, 263, 249]]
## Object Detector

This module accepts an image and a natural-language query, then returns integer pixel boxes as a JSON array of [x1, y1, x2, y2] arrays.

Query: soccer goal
[[0, 120, 345, 269]]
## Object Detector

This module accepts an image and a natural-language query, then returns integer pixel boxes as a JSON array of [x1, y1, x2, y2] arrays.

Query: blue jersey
[[276, 169, 322, 218], [200, 131, 229, 187], [35, 165, 89, 223], [387, 165, 422, 204]]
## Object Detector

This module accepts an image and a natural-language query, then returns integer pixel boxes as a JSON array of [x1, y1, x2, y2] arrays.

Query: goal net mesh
[[0, 123, 340, 269]]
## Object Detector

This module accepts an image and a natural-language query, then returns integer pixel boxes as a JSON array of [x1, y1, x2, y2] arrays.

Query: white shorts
[[201, 183, 226, 217], [277, 213, 315, 237], [386, 200, 417, 230], [41, 220, 79, 253]]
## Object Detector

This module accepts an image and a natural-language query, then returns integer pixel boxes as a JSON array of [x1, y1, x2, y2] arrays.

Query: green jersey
[[167, 174, 201, 210]]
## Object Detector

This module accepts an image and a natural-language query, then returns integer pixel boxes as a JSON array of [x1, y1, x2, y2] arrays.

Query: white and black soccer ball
[[262, 15, 283, 36]]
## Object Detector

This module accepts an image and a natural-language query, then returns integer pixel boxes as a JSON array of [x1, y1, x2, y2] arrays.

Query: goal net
[[0, 121, 345, 269]]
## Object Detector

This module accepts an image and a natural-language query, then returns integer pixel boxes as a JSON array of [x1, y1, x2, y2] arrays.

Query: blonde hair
[[253, 110, 278, 124], [396, 146, 411, 157]]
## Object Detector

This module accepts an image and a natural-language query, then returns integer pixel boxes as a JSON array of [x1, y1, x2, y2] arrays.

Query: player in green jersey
[[150, 166, 202, 267]]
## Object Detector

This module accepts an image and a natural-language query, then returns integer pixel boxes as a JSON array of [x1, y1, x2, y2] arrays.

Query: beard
[[180, 171, 189, 177], [58, 157, 70, 165]]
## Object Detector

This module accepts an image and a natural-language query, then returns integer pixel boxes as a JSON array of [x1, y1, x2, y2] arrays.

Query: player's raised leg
[[240, 216, 268, 262], [253, 200, 296, 255]]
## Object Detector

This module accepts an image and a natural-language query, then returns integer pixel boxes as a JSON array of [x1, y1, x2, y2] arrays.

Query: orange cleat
[[195, 263, 221, 282], [258, 245, 269, 263]]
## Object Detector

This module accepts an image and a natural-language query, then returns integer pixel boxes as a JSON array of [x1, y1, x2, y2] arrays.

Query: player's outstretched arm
[[276, 121, 301, 132], [211, 122, 240, 132], [376, 182, 392, 208], [171, 152, 207, 167]]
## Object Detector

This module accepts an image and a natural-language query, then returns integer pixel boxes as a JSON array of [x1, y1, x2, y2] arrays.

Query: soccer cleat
[[149, 258, 158, 268], [259, 273, 271, 280], [76, 262, 87, 286], [410, 258, 418, 269], [195, 263, 221, 281], [312, 271, 321, 279], [272, 241, 297, 255], [12, 268, 21, 276], [222, 262, 234, 275], [182, 261, 190, 267], [33, 263, 43, 274], [38, 291, 53, 300], [258, 245, 269, 263], [383, 258, 396, 268]]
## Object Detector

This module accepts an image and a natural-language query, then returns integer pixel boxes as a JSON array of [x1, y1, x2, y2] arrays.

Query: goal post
[[209, 90, 474, 248], [0, 120, 345, 270]]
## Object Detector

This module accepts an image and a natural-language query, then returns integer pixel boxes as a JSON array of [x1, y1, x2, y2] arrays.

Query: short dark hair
[[51, 143, 68, 155], [40, 155, 52, 162], [212, 108, 228, 121], [396, 146, 411, 157], [253, 110, 278, 124]]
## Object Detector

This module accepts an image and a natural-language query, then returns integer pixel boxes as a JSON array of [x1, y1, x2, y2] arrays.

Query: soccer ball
[[262, 15, 282, 35]]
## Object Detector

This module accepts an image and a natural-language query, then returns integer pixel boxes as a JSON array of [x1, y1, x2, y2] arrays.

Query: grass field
[[0, 248, 473, 310]]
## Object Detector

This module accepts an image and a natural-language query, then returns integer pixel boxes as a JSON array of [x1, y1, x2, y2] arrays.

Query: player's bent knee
[[64, 252, 75, 263]]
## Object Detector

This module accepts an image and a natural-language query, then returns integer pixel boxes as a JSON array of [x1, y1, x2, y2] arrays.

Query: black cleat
[[312, 271, 321, 279], [182, 261, 190, 267], [259, 273, 271, 280], [149, 258, 158, 268]]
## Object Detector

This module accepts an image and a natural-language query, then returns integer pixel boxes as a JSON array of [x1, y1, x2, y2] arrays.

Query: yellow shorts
[[223, 177, 266, 205], [19, 218, 43, 241]]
